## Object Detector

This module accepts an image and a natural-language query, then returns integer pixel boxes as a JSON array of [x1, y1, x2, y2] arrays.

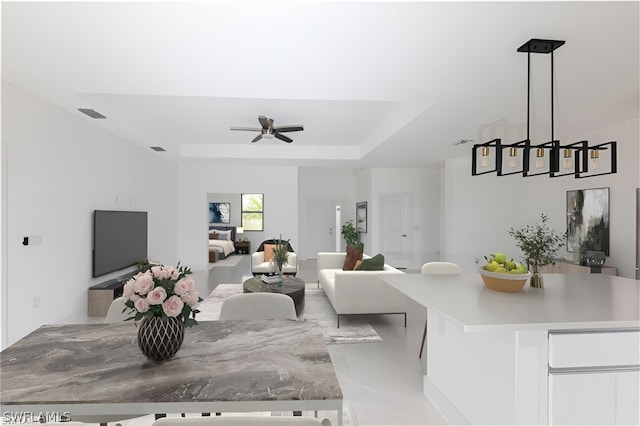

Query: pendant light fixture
[[472, 38, 617, 178]]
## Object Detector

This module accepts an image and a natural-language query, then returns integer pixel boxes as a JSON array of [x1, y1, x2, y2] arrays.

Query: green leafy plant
[[508, 213, 567, 270], [272, 235, 290, 272], [341, 220, 360, 247]]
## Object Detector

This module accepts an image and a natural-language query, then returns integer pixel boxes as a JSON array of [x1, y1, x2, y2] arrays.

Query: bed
[[208, 225, 237, 262]]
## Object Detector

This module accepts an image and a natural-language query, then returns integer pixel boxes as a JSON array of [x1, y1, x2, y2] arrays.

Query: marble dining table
[[0, 319, 343, 424]]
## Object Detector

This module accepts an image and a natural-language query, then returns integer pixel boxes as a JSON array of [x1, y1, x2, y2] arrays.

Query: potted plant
[[341, 220, 360, 247], [271, 236, 290, 284], [508, 213, 567, 288]]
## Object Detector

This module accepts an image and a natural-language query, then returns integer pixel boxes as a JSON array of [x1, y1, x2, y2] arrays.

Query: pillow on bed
[[209, 233, 219, 240], [216, 230, 231, 240]]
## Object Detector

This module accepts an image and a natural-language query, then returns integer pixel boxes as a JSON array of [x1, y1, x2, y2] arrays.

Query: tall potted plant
[[341, 220, 360, 247], [271, 235, 290, 285], [508, 213, 567, 288]]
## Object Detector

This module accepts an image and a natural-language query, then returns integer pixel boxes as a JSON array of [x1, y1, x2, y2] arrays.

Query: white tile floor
[[86, 258, 449, 426]]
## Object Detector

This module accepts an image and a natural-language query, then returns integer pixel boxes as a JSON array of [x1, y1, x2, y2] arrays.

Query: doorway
[[300, 198, 344, 259], [379, 193, 412, 269]]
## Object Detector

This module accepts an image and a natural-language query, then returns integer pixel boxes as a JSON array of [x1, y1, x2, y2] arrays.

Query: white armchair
[[251, 239, 298, 276]]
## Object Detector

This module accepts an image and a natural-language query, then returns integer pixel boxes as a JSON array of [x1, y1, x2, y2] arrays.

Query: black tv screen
[[93, 210, 148, 277]]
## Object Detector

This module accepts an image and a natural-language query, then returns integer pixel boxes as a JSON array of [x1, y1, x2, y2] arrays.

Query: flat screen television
[[93, 210, 148, 277]]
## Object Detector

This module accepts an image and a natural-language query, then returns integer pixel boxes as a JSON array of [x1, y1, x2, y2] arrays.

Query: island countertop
[[382, 273, 640, 332]]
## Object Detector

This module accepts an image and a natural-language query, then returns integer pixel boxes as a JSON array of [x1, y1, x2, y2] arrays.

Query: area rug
[[198, 284, 382, 345]]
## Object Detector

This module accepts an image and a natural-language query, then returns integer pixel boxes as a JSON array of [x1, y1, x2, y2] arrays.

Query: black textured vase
[[137, 316, 185, 362]]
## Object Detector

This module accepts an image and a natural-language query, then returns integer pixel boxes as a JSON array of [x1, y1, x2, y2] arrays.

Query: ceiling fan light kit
[[231, 115, 304, 144], [471, 38, 617, 178]]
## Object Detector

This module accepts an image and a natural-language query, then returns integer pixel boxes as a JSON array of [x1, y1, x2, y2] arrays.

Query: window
[[241, 193, 264, 231]]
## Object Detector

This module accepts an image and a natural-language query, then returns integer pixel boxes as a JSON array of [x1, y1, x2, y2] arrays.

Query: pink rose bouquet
[[123, 262, 202, 327]]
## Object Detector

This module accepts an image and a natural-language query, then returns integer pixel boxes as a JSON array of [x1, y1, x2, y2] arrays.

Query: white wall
[[2, 82, 179, 347], [363, 167, 442, 270], [298, 167, 356, 257], [177, 164, 299, 271], [444, 118, 640, 278]]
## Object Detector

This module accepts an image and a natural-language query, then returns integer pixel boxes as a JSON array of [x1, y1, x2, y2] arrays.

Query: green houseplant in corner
[[508, 213, 567, 288], [341, 220, 360, 247]]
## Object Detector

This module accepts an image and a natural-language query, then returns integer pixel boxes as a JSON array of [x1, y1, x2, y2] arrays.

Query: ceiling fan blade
[[251, 134, 263, 143], [274, 132, 293, 143], [230, 126, 261, 132], [258, 115, 272, 129], [273, 125, 304, 132]]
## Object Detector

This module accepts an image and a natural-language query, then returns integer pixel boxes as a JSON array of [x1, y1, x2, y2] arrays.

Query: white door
[[379, 193, 412, 268], [300, 198, 343, 259]]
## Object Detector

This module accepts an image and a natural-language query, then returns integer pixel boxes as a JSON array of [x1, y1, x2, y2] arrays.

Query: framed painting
[[566, 187, 610, 255], [356, 201, 367, 234], [209, 202, 230, 224]]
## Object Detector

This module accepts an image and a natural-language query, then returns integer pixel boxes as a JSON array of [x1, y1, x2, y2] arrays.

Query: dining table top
[[0, 319, 342, 415]]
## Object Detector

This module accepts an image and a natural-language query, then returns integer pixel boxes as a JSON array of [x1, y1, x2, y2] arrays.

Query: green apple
[[495, 266, 507, 273], [485, 261, 499, 272], [505, 259, 516, 271], [493, 252, 507, 264], [515, 264, 528, 274]]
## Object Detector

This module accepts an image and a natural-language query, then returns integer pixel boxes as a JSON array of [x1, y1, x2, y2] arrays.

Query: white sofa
[[317, 252, 407, 327]]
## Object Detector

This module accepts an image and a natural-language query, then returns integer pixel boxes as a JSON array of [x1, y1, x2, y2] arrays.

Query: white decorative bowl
[[478, 267, 531, 292]]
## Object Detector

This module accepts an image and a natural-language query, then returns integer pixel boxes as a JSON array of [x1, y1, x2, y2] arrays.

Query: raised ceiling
[[2, 1, 638, 167]]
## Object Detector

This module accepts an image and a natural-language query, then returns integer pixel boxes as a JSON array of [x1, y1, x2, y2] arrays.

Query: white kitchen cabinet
[[550, 371, 639, 425], [549, 330, 640, 425], [381, 273, 640, 425]]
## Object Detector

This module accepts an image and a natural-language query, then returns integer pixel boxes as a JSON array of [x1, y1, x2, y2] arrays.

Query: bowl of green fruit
[[479, 252, 531, 292]]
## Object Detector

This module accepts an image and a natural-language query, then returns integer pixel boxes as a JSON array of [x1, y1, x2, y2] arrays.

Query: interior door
[[300, 198, 343, 259], [379, 193, 412, 268]]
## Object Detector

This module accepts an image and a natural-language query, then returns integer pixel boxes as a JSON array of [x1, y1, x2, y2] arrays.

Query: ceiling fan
[[230, 115, 304, 143]]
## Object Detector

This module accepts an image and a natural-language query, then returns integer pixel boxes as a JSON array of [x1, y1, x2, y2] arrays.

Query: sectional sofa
[[316, 252, 408, 327]]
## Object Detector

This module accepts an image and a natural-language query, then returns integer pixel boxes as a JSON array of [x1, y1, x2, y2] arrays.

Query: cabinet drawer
[[549, 330, 640, 368]]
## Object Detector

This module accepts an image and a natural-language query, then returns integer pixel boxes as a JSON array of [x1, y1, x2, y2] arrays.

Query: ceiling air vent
[[150, 146, 166, 152], [78, 108, 106, 119]]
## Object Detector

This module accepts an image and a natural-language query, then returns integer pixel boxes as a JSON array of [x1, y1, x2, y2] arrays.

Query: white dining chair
[[153, 416, 325, 426], [419, 262, 462, 358], [420, 261, 462, 275], [219, 293, 297, 320], [103, 296, 132, 323]]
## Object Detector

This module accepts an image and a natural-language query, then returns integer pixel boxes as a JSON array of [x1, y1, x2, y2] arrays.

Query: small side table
[[235, 241, 250, 254]]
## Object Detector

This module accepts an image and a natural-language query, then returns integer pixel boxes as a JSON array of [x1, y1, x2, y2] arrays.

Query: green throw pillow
[[356, 253, 385, 271]]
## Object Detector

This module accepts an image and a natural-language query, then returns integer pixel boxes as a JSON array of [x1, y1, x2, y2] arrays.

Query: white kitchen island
[[381, 273, 640, 425]]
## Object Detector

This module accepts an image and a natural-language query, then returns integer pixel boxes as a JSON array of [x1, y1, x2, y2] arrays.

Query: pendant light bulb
[[590, 149, 600, 170], [535, 147, 545, 169], [480, 146, 490, 168], [509, 147, 518, 168], [563, 148, 573, 170]]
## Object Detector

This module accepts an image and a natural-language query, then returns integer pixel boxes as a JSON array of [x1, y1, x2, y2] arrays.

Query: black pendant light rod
[[551, 48, 555, 143], [527, 51, 531, 142]]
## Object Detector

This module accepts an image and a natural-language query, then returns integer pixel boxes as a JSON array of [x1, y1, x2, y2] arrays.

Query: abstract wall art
[[566, 187, 610, 255]]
